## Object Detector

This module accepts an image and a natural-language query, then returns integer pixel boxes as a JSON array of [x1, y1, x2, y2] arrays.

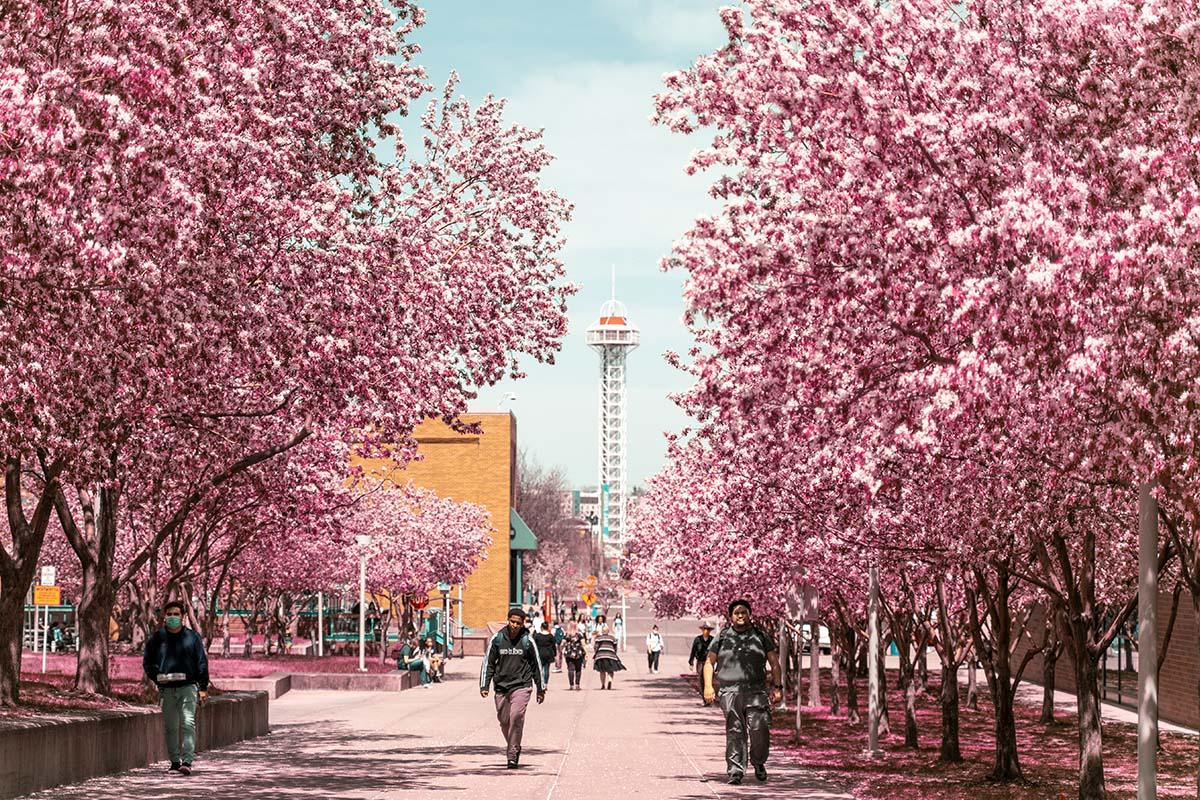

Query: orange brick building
[[358, 412, 534, 631]]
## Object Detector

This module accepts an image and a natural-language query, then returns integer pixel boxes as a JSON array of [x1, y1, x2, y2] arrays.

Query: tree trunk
[[967, 660, 979, 710], [829, 635, 841, 716], [894, 634, 918, 748], [903, 671, 919, 748], [74, 555, 115, 695], [986, 564, 1022, 782], [916, 641, 928, 695], [1, 457, 60, 706], [808, 622, 821, 707], [845, 631, 860, 724], [876, 635, 890, 738], [1073, 651, 1106, 800], [1040, 623, 1058, 724], [1192, 594, 1200, 800], [990, 664, 1022, 781], [0, 592, 26, 706], [940, 662, 962, 762]]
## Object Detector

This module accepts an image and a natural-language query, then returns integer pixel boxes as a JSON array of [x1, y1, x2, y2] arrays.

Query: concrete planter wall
[[0, 691, 267, 799], [214, 670, 420, 698]]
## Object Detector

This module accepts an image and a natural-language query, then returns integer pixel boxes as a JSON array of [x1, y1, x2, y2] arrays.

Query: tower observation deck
[[586, 291, 639, 563]]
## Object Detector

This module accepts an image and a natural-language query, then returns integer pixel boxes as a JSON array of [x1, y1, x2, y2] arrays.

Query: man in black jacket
[[143, 601, 209, 775], [480, 607, 546, 768], [688, 622, 715, 700]]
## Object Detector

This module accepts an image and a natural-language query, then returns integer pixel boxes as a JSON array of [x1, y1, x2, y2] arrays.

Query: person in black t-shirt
[[703, 599, 782, 786], [532, 622, 557, 687]]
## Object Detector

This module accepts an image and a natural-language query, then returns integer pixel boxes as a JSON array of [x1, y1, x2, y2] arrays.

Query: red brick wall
[[1012, 591, 1199, 729]]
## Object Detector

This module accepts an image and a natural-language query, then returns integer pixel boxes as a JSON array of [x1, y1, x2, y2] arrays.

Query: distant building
[[356, 412, 538, 630]]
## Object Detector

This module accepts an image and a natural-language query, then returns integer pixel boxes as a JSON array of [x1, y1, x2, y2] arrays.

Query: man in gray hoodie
[[480, 607, 546, 768]]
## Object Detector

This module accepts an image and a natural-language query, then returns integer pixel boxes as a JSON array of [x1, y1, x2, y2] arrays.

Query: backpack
[[562, 633, 585, 661]]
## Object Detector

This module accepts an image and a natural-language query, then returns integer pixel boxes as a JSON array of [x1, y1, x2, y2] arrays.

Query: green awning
[[509, 508, 538, 551]]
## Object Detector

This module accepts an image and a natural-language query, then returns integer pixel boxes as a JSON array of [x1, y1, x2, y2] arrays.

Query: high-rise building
[[586, 284, 639, 563]]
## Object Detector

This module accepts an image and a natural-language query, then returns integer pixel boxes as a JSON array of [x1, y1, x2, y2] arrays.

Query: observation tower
[[586, 278, 639, 562]]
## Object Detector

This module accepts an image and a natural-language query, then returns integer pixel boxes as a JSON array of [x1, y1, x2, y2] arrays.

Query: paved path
[[26, 645, 850, 799]]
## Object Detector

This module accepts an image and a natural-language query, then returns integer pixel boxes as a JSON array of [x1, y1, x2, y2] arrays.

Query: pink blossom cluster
[[1, 0, 571, 703], [628, 2, 1200, 798]]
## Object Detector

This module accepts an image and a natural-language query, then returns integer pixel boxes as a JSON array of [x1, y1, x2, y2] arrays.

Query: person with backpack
[[703, 599, 782, 786], [480, 607, 546, 769], [552, 618, 566, 672], [645, 625, 665, 673], [561, 620, 587, 690]]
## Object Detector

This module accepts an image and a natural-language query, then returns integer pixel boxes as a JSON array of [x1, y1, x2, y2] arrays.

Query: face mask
[[165, 615, 183, 630]]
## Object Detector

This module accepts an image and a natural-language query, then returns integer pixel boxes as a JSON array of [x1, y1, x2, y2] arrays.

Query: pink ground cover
[[683, 668, 1197, 799], [6, 651, 406, 717]]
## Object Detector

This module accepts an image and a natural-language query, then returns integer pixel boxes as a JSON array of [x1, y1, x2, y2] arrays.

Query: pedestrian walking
[[645, 625, 664, 673], [613, 613, 625, 651], [142, 601, 209, 776], [552, 619, 565, 672], [480, 608, 546, 768], [592, 623, 625, 689], [561, 621, 587, 690], [533, 622, 557, 687], [688, 622, 715, 700], [703, 599, 782, 785]]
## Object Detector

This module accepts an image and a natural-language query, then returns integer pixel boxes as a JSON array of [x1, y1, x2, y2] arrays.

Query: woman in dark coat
[[592, 623, 625, 689]]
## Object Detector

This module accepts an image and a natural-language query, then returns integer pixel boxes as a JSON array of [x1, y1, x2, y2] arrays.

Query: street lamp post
[[438, 582, 452, 660], [356, 534, 372, 673]]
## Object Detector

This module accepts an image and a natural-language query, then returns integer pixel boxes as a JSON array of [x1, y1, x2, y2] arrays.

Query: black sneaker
[[754, 764, 767, 782], [169, 762, 181, 772], [728, 773, 743, 785], [179, 764, 192, 776], [506, 759, 518, 769]]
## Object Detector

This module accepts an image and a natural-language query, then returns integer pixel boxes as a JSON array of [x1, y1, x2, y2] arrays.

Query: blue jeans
[[541, 663, 551, 687]]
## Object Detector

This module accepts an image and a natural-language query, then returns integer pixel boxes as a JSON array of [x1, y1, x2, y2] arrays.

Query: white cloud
[[504, 61, 719, 259], [599, 0, 730, 54]]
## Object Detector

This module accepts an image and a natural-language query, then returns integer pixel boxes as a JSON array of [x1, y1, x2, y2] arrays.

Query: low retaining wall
[[216, 671, 292, 699], [213, 670, 420, 699], [0, 690, 268, 799]]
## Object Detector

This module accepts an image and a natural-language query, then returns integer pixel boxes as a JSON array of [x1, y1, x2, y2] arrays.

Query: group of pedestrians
[[140, 594, 783, 788], [481, 599, 783, 787]]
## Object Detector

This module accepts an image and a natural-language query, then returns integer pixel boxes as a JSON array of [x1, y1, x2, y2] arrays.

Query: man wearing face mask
[[143, 601, 209, 776]]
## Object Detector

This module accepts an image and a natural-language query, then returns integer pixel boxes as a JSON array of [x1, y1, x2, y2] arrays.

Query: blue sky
[[411, 2, 730, 488]]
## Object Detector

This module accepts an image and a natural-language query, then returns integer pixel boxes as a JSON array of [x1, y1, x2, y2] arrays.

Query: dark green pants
[[718, 685, 770, 777]]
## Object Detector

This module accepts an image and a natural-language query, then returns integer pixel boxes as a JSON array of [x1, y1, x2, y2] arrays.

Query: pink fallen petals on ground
[[754, 670, 1196, 799]]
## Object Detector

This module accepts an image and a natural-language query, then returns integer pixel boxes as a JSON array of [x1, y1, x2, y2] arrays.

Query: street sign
[[34, 586, 60, 606], [40, 566, 55, 586]]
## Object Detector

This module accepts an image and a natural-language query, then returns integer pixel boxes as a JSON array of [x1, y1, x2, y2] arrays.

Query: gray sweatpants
[[494, 686, 533, 761], [718, 685, 771, 777]]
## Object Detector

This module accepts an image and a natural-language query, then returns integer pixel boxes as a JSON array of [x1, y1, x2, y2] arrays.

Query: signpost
[[34, 584, 59, 673]]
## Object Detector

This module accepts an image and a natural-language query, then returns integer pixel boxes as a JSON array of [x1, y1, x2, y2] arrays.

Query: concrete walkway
[[23, 649, 850, 800]]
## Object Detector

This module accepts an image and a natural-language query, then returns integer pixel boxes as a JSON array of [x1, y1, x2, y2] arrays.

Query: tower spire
[[586, 279, 639, 569]]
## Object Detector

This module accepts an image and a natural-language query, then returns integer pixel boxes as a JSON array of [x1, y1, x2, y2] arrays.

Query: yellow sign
[[34, 586, 61, 606]]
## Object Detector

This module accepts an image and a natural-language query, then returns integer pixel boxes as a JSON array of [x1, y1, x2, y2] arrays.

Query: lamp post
[[356, 534, 372, 673], [438, 582, 452, 660], [585, 511, 599, 576]]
